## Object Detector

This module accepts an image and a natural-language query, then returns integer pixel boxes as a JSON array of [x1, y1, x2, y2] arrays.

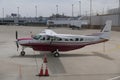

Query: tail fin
[[100, 20, 112, 39]]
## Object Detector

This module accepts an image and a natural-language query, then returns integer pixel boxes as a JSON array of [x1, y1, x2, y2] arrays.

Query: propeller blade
[[16, 41, 19, 51], [16, 31, 18, 39], [15, 31, 19, 51]]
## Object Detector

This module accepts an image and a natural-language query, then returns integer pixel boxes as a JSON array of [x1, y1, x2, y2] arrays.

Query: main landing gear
[[20, 47, 26, 56], [19, 47, 60, 57], [52, 49, 60, 57]]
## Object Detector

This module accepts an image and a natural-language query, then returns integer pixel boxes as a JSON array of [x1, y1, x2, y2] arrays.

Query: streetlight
[[119, 0, 120, 8], [72, 4, 74, 17], [2, 8, 4, 23], [118, 0, 120, 26], [35, 5, 37, 18], [56, 5, 58, 14], [90, 0, 92, 27], [79, 1, 81, 16], [2, 8, 4, 19], [17, 7, 19, 24], [17, 7, 19, 18]]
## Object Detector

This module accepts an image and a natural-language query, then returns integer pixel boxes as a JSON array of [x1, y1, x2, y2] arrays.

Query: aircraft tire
[[54, 52, 60, 57], [20, 51, 25, 56]]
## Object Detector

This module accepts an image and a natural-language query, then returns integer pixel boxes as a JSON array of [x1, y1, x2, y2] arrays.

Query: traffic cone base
[[37, 65, 44, 76], [44, 67, 49, 76]]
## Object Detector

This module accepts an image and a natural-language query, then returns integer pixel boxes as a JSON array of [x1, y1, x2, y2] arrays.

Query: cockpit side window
[[41, 37, 45, 40], [33, 35, 41, 40]]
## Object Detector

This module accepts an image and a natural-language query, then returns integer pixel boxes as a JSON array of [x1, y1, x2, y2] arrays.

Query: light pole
[[2, 8, 4, 19], [17, 7, 19, 24], [72, 4, 74, 17], [35, 5, 37, 18], [119, 0, 120, 8], [118, 0, 120, 27], [79, 1, 81, 16], [17, 7, 19, 18], [2, 8, 4, 23], [90, 0, 92, 27], [56, 5, 58, 14]]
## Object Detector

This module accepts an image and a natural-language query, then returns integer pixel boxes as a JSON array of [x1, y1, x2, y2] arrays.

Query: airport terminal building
[[0, 8, 120, 28], [0, 14, 47, 26]]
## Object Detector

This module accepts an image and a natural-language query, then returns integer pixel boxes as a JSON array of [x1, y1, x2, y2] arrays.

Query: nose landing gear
[[20, 47, 26, 56], [20, 51, 25, 56]]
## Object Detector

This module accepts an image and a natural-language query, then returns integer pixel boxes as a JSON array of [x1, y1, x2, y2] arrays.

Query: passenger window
[[70, 39, 73, 41], [43, 37, 45, 40], [80, 38, 83, 41], [47, 37, 50, 40], [75, 38, 79, 41], [58, 38, 62, 41], [65, 39, 68, 41]]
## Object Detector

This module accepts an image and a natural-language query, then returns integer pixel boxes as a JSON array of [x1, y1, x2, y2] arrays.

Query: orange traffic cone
[[44, 54, 47, 63], [44, 66, 49, 76], [37, 64, 43, 76]]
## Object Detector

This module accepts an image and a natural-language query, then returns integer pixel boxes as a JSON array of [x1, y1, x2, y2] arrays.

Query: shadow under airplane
[[11, 51, 114, 74], [92, 52, 114, 60]]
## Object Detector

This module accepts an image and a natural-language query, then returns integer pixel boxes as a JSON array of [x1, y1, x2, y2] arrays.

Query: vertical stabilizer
[[100, 20, 112, 39]]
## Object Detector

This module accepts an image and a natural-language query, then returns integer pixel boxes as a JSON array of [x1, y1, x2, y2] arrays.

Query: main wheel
[[54, 52, 60, 57], [20, 51, 25, 56]]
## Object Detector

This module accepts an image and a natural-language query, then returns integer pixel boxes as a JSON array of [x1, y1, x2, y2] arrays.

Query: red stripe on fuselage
[[20, 39, 108, 52], [18, 38, 32, 41]]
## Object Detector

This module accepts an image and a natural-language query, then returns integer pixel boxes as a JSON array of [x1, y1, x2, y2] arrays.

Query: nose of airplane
[[17, 38, 32, 45], [18, 38, 32, 41]]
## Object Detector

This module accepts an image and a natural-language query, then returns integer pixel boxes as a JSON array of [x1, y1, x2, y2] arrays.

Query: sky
[[0, 0, 119, 17]]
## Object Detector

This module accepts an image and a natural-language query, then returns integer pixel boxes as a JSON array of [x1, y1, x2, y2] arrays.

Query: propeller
[[16, 30, 18, 39], [15, 31, 19, 51]]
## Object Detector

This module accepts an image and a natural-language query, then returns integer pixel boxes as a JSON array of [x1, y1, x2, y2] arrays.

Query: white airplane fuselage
[[18, 33, 108, 52]]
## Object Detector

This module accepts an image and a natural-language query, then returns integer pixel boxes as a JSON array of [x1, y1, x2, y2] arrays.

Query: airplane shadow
[[11, 52, 94, 59], [60, 53, 94, 57], [11, 53, 66, 74], [92, 52, 114, 60], [11, 51, 114, 61], [11, 54, 43, 58], [11, 51, 114, 74], [46, 54, 66, 74]]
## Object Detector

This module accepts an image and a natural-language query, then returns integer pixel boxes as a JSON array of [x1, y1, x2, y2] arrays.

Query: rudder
[[100, 20, 112, 39]]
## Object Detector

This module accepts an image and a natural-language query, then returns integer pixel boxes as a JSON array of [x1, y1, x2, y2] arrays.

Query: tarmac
[[0, 25, 120, 80]]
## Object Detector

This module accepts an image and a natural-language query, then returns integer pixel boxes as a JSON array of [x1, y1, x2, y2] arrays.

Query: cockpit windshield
[[33, 35, 41, 40]]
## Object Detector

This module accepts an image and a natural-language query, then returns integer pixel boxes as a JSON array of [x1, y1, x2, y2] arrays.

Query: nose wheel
[[20, 47, 26, 56], [20, 51, 25, 56]]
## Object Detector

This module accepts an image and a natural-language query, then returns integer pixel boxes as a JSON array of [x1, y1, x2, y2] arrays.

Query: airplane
[[15, 20, 112, 57]]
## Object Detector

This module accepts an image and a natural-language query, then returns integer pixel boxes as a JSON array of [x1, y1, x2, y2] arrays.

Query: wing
[[41, 29, 57, 36]]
